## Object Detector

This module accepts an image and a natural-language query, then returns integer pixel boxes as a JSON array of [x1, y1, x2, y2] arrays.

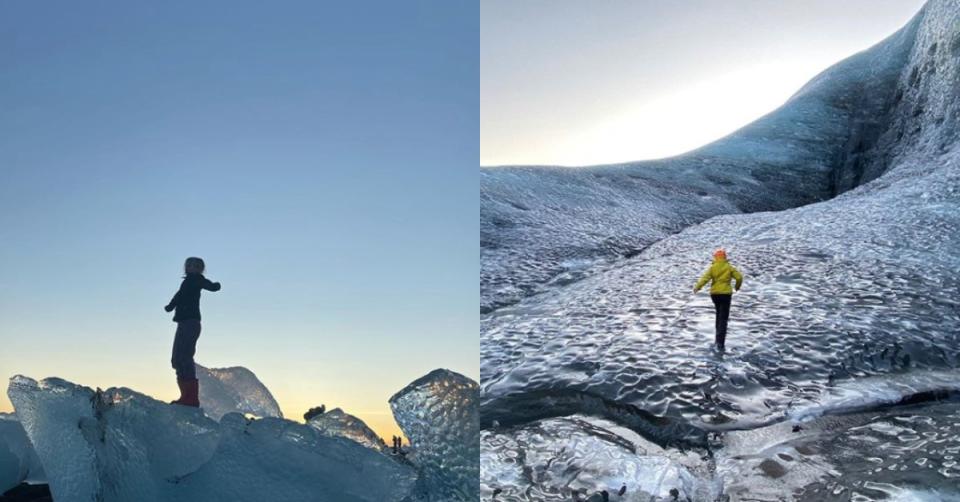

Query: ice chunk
[[7, 375, 416, 502], [7, 376, 101, 501], [180, 413, 415, 502], [0, 412, 44, 492], [389, 369, 479, 501], [306, 407, 388, 452], [195, 364, 282, 421]]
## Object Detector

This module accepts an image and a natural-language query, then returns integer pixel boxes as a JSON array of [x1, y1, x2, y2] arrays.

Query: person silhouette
[[693, 249, 743, 350], [165, 257, 221, 407]]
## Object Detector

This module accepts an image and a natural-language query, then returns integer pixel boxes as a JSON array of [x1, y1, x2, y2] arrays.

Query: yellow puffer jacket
[[694, 258, 743, 294]]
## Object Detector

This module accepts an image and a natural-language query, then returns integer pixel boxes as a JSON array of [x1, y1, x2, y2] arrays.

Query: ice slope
[[480, 2, 928, 312], [195, 364, 282, 421], [0, 413, 44, 493], [482, 376, 960, 501], [5, 367, 479, 502], [389, 369, 479, 501], [481, 0, 960, 499], [307, 407, 387, 453]]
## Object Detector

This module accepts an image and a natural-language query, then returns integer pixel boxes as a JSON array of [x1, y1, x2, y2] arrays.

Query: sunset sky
[[0, 1, 477, 440], [482, 0, 926, 166]]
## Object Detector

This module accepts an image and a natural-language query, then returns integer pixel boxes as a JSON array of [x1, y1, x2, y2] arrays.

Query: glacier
[[481, 0, 960, 500], [5, 367, 478, 502]]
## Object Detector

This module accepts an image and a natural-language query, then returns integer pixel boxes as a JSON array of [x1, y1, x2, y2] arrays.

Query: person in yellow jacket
[[693, 249, 743, 350]]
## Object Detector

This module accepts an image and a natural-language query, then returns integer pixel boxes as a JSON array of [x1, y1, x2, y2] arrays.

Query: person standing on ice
[[693, 249, 743, 350], [164, 257, 221, 407]]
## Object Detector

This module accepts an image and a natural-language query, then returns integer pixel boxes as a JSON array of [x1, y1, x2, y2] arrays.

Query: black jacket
[[165, 273, 221, 322]]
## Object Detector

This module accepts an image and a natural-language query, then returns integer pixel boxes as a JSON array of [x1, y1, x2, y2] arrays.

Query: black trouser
[[710, 294, 732, 348], [171, 320, 201, 380]]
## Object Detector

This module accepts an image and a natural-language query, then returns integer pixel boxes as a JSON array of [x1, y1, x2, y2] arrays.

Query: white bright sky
[[481, 0, 927, 166]]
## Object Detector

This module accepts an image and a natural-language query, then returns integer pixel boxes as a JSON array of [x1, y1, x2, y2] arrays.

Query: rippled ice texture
[[481, 0, 960, 499], [390, 369, 480, 501]]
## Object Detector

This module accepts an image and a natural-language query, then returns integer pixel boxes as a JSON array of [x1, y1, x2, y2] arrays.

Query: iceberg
[[4, 366, 481, 501], [195, 364, 282, 421], [389, 369, 479, 501], [307, 407, 388, 453], [6, 375, 416, 502]]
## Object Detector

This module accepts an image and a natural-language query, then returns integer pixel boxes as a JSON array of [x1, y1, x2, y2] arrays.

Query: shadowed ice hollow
[[0, 412, 44, 493]]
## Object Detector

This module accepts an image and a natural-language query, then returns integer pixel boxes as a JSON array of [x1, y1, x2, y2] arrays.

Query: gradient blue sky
[[482, 0, 926, 166], [0, 1, 477, 438]]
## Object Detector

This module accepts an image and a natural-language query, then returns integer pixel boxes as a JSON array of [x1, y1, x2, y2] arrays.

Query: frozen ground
[[3, 366, 478, 502], [481, 1, 960, 500]]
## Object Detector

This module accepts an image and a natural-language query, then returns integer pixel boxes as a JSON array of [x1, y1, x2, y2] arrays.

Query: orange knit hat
[[713, 248, 727, 259]]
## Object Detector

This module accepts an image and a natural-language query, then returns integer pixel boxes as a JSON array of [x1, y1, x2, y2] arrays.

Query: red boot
[[171, 379, 200, 407], [171, 379, 188, 405], [181, 378, 200, 407]]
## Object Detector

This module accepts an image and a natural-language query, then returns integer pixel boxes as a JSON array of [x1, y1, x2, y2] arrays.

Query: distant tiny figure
[[164, 257, 221, 407], [693, 249, 743, 350]]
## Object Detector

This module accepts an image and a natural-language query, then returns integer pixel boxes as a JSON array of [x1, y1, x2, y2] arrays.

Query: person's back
[[693, 249, 743, 349]]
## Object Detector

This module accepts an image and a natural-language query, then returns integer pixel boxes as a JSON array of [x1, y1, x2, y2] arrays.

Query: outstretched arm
[[165, 280, 185, 312], [202, 277, 221, 292], [732, 267, 743, 291], [694, 269, 711, 292]]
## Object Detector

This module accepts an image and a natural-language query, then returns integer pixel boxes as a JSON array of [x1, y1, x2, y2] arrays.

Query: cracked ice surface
[[7, 375, 415, 502], [307, 408, 387, 453], [390, 369, 479, 501], [195, 364, 282, 421], [481, 415, 719, 501]]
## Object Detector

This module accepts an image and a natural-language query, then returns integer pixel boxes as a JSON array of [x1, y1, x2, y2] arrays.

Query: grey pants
[[171, 320, 201, 380]]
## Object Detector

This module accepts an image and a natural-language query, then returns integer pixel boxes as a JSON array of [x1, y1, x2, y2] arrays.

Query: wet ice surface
[[481, 1, 960, 499]]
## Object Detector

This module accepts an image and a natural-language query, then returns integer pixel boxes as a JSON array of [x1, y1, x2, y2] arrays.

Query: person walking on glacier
[[164, 257, 221, 407], [693, 249, 743, 350]]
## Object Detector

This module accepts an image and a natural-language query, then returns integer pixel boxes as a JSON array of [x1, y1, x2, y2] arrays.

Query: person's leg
[[717, 295, 731, 348], [181, 321, 202, 406], [180, 320, 201, 381], [171, 322, 189, 403], [171, 321, 202, 406], [710, 295, 722, 346]]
